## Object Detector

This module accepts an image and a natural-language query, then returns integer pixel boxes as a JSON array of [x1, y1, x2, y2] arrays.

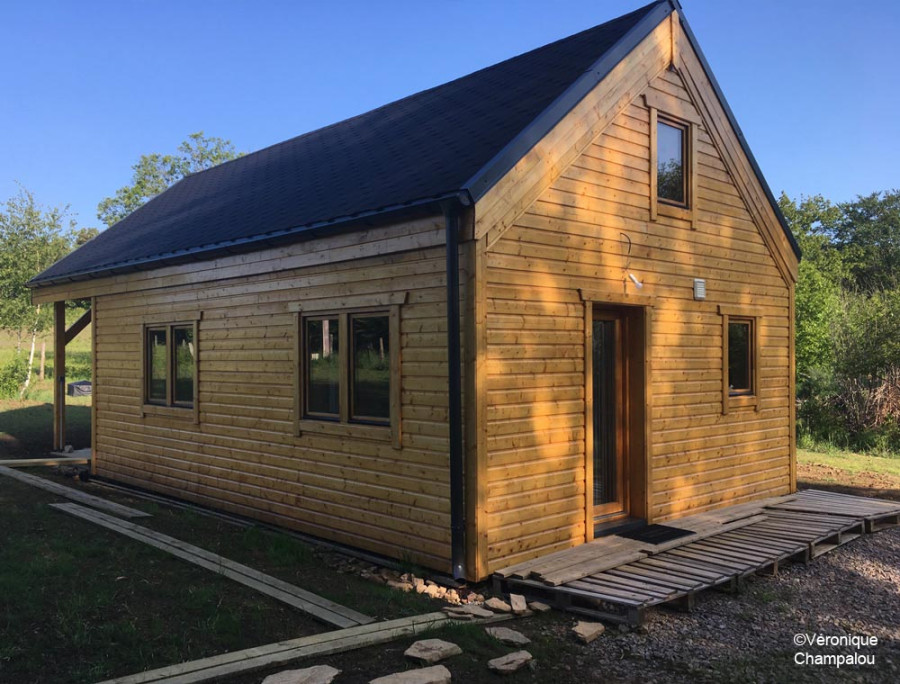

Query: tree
[[0, 187, 73, 397], [97, 132, 243, 227], [831, 190, 900, 292], [779, 193, 843, 378]]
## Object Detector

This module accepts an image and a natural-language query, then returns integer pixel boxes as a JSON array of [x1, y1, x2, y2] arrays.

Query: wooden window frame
[[295, 304, 401, 448], [648, 105, 697, 228], [140, 313, 201, 423], [719, 306, 760, 414]]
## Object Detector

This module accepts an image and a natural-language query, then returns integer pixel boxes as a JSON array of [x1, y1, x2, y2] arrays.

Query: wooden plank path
[[50, 503, 374, 629], [495, 490, 900, 625], [95, 611, 507, 684], [0, 465, 149, 518]]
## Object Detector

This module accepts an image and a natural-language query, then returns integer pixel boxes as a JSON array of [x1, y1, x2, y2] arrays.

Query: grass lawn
[[0, 468, 447, 683], [0, 475, 325, 684]]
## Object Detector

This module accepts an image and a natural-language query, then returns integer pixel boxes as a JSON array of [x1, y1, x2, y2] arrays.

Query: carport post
[[53, 301, 65, 451]]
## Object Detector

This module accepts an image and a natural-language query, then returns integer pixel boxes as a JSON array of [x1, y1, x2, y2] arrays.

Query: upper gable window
[[657, 119, 687, 205]]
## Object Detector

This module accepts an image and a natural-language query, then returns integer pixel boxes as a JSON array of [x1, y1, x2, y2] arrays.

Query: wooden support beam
[[64, 306, 92, 345], [52, 301, 66, 451]]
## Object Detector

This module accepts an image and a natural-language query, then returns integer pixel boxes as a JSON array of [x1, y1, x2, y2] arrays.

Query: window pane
[[351, 315, 390, 421], [173, 326, 195, 405], [306, 318, 340, 416], [728, 321, 751, 393], [657, 121, 685, 203], [147, 328, 167, 402]]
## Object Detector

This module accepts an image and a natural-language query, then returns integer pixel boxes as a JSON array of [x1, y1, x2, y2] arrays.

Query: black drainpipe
[[443, 197, 467, 580]]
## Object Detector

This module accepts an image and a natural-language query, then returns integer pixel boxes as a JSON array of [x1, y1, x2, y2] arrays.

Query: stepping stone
[[404, 638, 462, 664], [509, 593, 528, 615], [370, 664, 452, 684], [528, 601, 551, 613], [487, 650, 533, 675], [444, 604, 494, 618], [486, 626, 531, 646], [262, 665, 341, 684], [572, 621, 605, 644], [484, 597, 512, 612]]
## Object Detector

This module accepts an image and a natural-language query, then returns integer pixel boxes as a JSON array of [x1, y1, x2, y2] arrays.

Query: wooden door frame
[[581, 293, 652, 542]]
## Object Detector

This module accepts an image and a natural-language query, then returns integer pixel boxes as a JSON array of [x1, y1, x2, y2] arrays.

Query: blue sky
[[1, 0, 898, 230]]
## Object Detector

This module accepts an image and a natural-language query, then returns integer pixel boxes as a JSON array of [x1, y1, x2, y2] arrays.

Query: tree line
[[782, 190, 900, 454]]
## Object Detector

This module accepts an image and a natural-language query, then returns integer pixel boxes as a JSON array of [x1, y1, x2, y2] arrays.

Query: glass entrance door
[[592, 312, 627, 519]]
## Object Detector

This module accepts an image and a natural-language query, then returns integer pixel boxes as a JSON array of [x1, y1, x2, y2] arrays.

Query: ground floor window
[[719, 306, 759, 414], [302, 311, 392, 426], [144, 323, 197, 408]]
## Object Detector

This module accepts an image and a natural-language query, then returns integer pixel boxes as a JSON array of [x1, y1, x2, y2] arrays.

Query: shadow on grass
[[0, 402, 90, 458]]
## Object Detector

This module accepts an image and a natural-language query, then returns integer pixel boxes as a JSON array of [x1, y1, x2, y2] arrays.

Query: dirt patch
[[798, 461, 900, 502]]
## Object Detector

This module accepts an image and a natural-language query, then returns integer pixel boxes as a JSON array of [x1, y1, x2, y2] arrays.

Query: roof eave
[[27, 190, 471, 290]]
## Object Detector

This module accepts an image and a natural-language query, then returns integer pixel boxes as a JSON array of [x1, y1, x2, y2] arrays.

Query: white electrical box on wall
[[693, 278, 707, 300]]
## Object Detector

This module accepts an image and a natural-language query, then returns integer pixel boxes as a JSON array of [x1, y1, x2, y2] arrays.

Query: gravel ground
[[537, 527, 900, 683]]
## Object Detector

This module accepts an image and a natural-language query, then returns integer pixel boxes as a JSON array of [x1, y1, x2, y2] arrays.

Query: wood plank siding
[[85, 216, 460, 573], [480, 64, 793, 574]]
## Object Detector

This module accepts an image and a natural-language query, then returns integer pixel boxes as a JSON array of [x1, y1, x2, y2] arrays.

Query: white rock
[[527, 601, 551, 613], [404, 638, 462, 664], [369, 664, 452, 684], [486, 626, 531, 646], [487, 650, 533, 674], [572, 621, 605, 644], [261, 665, 340, 684], [509, 593, 528, 615], [444, 604, 494, 618], [484, 597, 512, 612]]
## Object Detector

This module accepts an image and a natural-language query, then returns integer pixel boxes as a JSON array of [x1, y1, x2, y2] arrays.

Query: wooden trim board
[[49, 502, 373, 629], [0, 456, 90, 467], [0, 465, 148, 518]]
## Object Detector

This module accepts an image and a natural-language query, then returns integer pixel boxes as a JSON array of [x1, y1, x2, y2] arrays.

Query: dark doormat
[[616, 524, 695, 545]]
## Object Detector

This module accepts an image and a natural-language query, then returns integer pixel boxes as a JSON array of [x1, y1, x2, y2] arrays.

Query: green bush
[[0, 355, 28, 399]]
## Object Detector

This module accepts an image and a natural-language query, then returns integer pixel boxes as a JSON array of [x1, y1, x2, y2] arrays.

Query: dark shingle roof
[[32, 1, 668, 285], [30, 0, 797, 287]]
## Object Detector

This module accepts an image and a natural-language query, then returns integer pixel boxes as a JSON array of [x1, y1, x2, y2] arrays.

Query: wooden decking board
[[584, 573, 679, 599], [799, 491, 900, 511], [637, 556, 729, 582], [689, 539, 772, 563], [567, 579, 655, 604], [606, 566, 701, 591], [663, 548, 756, 573], [0, 465, 149, 518], [50, 503, 373, 629], [714, 531, 804, 555]]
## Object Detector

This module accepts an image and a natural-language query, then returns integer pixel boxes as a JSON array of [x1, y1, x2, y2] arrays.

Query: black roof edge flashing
[[27, 190, 472, 289], [672, 4, 801, 260], [462, 0, 673, 202]]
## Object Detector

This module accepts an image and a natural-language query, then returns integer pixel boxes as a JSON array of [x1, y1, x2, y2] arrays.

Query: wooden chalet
[[29, 0, 800, 581]]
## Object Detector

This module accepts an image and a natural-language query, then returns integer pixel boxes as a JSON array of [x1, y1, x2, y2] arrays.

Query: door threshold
[[594, 516, 646, 538]]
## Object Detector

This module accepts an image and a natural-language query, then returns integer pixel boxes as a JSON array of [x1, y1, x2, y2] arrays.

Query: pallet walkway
[[50, 502, 374, 629], [495, 490, 900, 625], [0, 465, 148, 518]]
